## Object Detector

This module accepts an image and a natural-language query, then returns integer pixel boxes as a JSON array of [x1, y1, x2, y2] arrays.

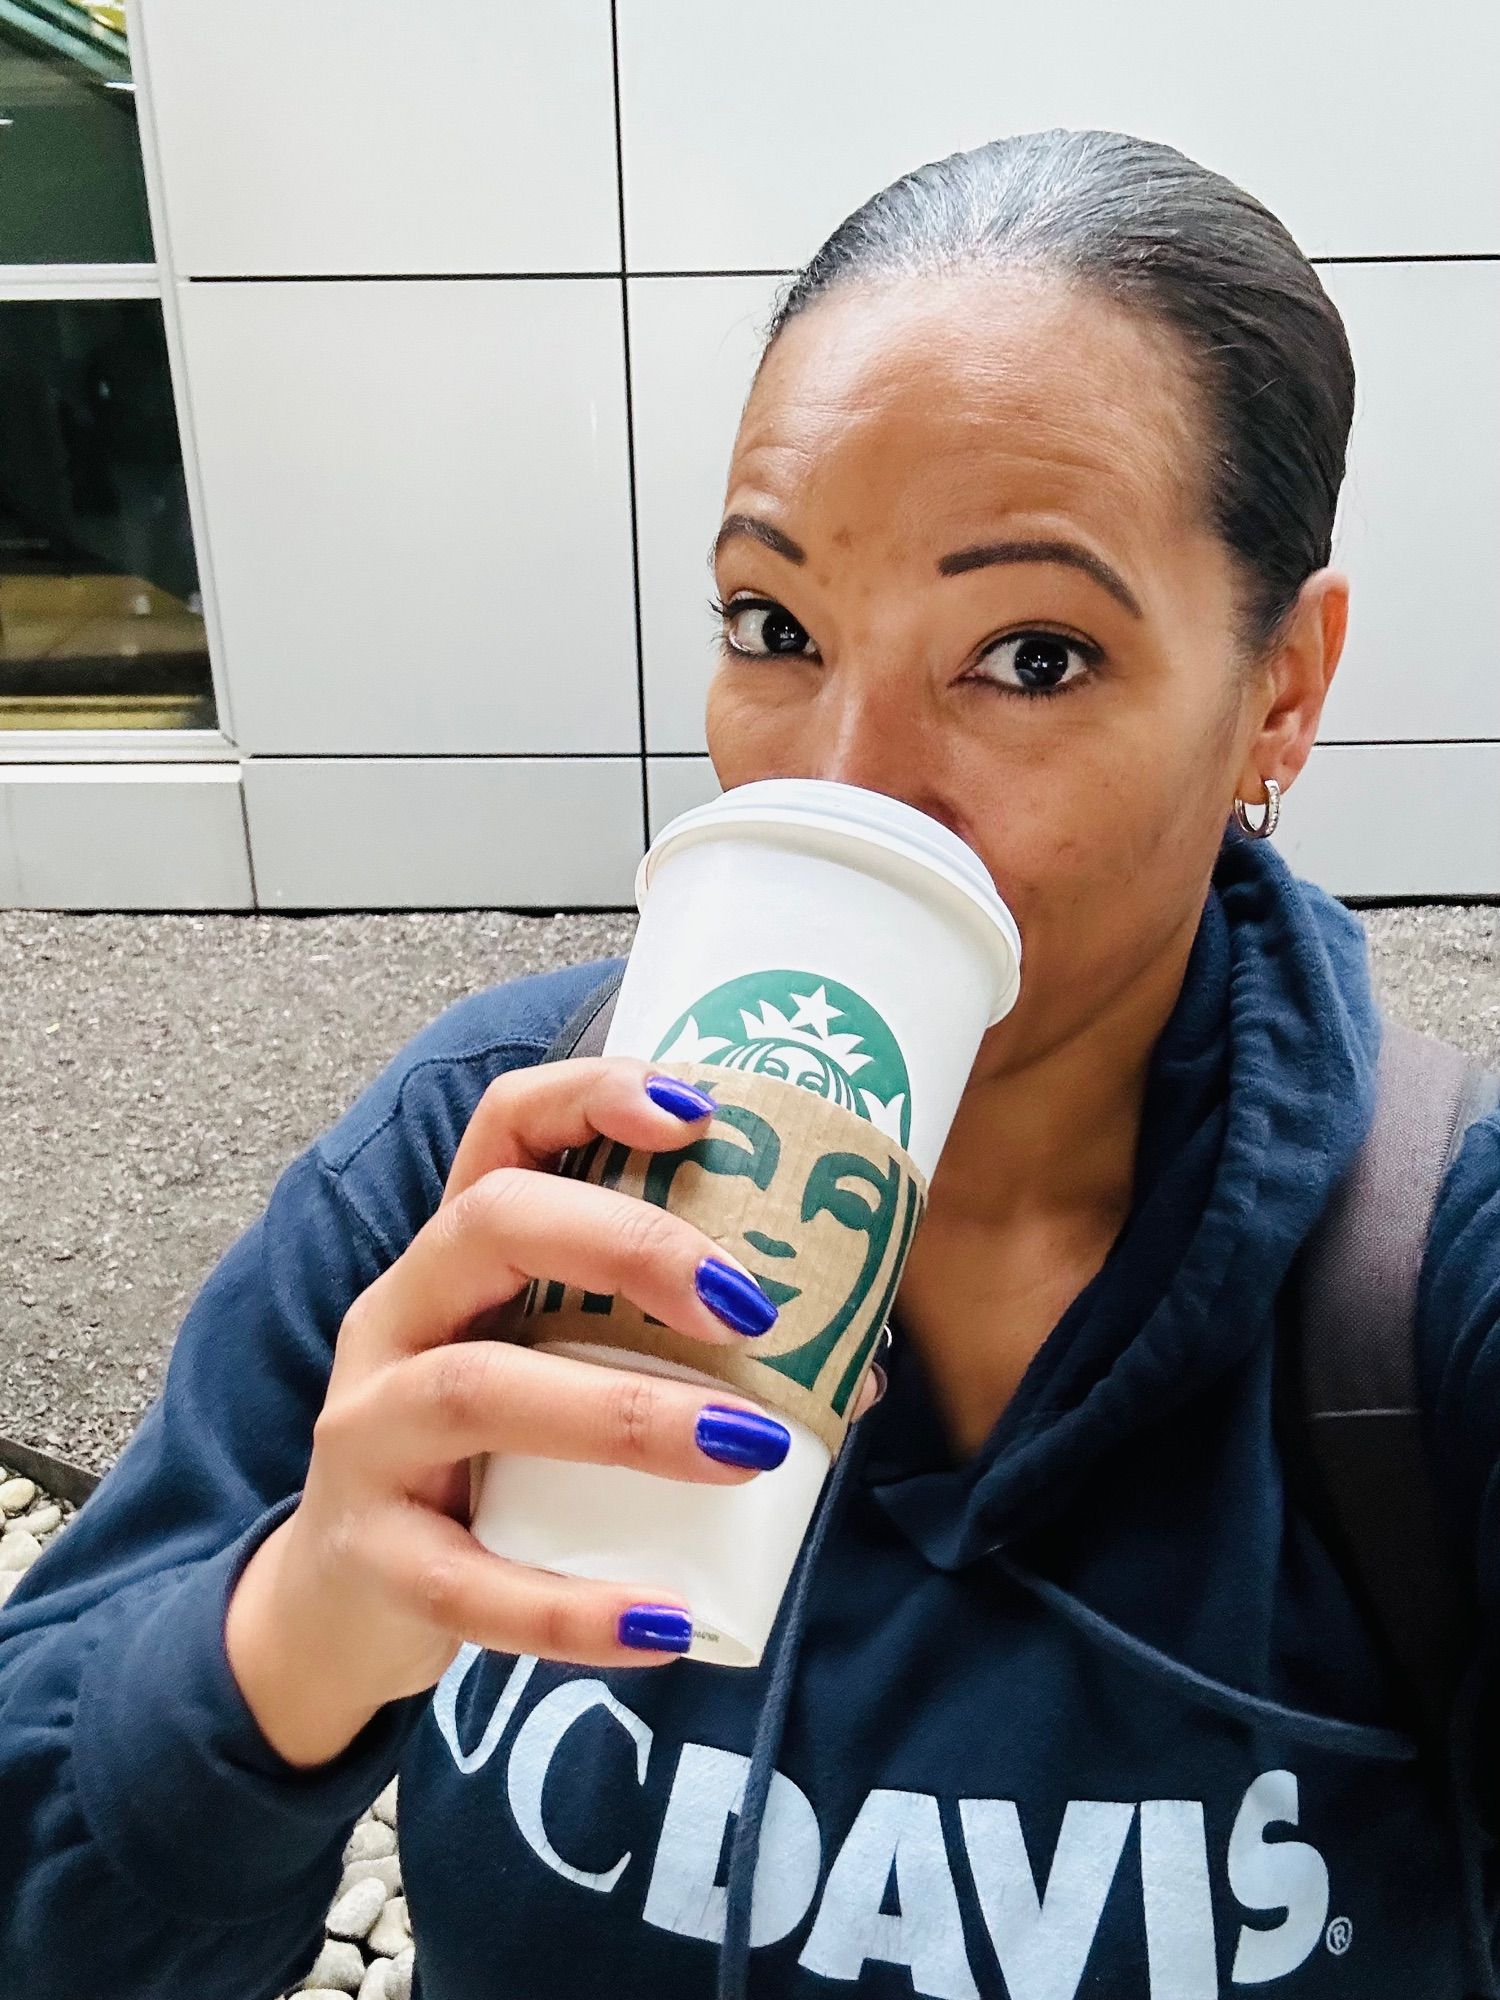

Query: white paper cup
[[471, 779, 1022, 1668]]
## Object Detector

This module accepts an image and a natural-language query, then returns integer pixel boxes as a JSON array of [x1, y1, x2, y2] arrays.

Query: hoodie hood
[[716, 826, 1387, 1997]]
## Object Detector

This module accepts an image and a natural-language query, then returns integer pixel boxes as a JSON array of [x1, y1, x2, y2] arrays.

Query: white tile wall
[[1320, 261, 1500, 743], [135, 0, 620, 276], [0, 766, 252, 909], [177, 279, 639, 756], [243, 757, 643, 909], [617, 0, 1500, 272], [1278, 743, 1500, 899], [628, 275, 780, 753]]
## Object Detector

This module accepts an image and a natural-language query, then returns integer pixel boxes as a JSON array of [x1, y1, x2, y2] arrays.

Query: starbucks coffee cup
[[471, 779, 1021, 1668]]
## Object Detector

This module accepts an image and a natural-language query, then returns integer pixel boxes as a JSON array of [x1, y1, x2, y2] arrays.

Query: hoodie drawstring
[[716, 1415, 871, 1999]]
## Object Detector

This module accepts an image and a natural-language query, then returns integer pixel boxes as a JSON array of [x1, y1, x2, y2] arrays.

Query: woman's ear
[[1236, 568, 1350, 799]]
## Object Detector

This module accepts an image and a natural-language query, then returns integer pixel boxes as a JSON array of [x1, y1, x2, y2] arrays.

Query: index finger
[[443, 1055, 717, 1206]]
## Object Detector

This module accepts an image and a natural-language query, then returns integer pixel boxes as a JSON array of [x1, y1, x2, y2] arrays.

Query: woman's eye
[[974, 632, 1100, 700], [711, 595, 818, 660], [709, 596, 1099, 698]]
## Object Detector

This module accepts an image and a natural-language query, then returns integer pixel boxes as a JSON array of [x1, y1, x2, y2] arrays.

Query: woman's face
[[705, 269, 1346, 1084]]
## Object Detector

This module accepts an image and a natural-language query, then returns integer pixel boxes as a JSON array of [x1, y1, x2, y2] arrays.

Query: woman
[[3, 128, 1498, 2000]]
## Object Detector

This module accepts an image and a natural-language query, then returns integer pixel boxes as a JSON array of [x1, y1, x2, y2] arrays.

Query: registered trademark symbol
[[1325, 1915, 1353, 1956]]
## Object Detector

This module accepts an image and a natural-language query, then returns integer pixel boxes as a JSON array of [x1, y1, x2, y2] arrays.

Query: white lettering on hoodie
[[1226, 1771, 1330, 1983], [434, 1648, 1334, 1994]]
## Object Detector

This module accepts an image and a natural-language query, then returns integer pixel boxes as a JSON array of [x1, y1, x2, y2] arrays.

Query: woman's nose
[[810, 688, 932, 804]]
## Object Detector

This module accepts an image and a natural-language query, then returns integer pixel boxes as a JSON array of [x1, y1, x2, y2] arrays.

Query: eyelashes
[[707, 592, 1102, 702]]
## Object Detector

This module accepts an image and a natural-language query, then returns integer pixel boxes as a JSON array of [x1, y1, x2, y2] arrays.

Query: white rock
[[0, 1571, 22, 1606], [296, 1991, 351, 2000], [324, 1875, 386, 1942], [357, 1964, 393, 2000], [0, 1532, 42, 1572], [24, 1504, 61, 1535], [387, 1948, 415, 2000], [0, 1478, 37, 1514], [372, 1777, 399, 1827], [367, 1898, 410, 1958], [297, 1939, 366, 1994], [343, 1819, 397, 1863], [338, 1856, 402, 1897]]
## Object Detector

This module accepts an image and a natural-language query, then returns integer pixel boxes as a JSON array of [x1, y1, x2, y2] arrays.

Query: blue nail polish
[[645, 1075, 718, 1121], [619, 1603, 693, 1652], [696, 1405, 792, 1470], [694, 1256, 778, 1336]]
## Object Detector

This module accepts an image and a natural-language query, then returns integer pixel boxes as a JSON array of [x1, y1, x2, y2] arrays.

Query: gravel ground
[[2, 900, 1498, 1476], [2, 910, 635, 1473]]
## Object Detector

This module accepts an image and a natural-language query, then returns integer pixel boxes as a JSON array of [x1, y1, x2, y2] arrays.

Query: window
[[0, 1, 214, 732]]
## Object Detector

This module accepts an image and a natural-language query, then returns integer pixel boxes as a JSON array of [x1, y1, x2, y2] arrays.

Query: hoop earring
[[1233, 776, 1281, 840]]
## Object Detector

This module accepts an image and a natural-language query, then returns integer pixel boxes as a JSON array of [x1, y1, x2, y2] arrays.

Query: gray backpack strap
[[544, 964, 625, 1064], [1287, 1016, 1500, 1746]]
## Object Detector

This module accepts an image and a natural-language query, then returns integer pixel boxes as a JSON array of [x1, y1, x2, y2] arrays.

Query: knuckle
[[450, 1166, 528, 1244], [476, 1069, 520, 1119], [310, 1403, 343, 1460], [603, 1371, 666, 1467], [335, 1288, 377, 1356], [410, 1187, 475, 1273], [612, 1195, 677, 1273], [532, 1589, 588, 1663], [312, 1382, 364, 1459], [412, 1547, 464, 1625], [426, 1342, 484, 1433], [321, 1505, 363, 1571]]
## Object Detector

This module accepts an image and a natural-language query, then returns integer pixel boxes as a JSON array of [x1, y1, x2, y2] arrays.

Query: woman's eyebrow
[[711, 516, 1142, 622], [711, 514, 806, 567], [938, 540, 1143, 619]]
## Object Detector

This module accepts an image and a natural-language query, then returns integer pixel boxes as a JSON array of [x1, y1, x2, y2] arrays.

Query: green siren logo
[[651, 971, 911, 1149], [515, 968, 925, 1437]]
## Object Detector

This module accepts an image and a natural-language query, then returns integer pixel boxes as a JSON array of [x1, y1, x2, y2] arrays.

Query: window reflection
[[0, 299, 214, 730], [0, 1, 153, 264]]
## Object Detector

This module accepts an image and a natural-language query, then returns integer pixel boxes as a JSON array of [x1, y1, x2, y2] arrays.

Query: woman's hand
[[224, 1055, 881, 1767]]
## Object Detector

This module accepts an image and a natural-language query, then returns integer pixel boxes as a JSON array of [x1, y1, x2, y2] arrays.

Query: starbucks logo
[[652, 971, 911, 1149]]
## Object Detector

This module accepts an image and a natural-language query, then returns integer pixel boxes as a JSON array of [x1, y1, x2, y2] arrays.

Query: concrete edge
[[0, 1435, 100, 1506]]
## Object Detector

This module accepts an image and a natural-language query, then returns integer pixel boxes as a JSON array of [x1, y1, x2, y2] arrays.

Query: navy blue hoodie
[[4, 830, 1500, 2000]]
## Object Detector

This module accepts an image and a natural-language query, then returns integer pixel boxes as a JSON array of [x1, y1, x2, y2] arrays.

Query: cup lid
[[637, 778, 1022, 1023]]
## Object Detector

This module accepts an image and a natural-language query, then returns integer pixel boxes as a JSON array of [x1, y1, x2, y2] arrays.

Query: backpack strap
[[1286, 1016, 1500, 1748], [540, 964, 626, 1067]]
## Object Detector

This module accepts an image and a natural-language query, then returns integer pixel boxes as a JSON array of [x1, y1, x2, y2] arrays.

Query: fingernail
[[695, 1256, 778, 1336], [869, 1362, 888, 1405], [619, 1603, 693, 1652], [645, 1075, 718, 1121], [695, 1404, 792, 1470]]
